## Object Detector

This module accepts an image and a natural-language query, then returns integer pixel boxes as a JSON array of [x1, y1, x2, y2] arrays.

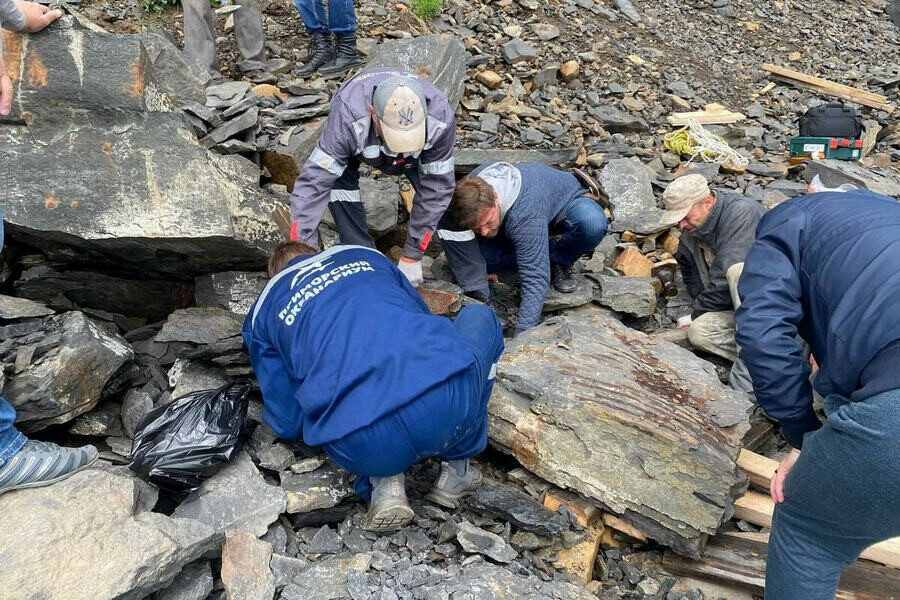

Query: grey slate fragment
[[202, 107, 259, 146], [155, 308, 243, 345], [467, 481, 569, 537], [308, 525, 344, 554], [601, 157, 665, 234], [172, 452, 286, 541], [155, 560, 214, 600], [589, 105, 649, 133], [223, 96, 259, 119], [613, 0, 642, 23], [456, 522, 518, 563], [591, 274, 658, 317], [542, 275, 594, 311], [0, 294, 54, 319], [206, 81, 251, 108], [181, 101, 224, 127], [500, 38, 537, 64]]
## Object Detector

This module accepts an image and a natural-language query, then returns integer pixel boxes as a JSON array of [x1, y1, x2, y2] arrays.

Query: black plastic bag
[[129, 382, 250, 494]]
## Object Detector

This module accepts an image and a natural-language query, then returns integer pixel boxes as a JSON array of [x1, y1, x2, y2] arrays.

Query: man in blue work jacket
[[243, 241, 503, 531], [735, 189, 900, 599]]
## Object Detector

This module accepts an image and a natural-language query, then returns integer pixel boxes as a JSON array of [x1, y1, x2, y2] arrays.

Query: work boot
[[297, 31, 335, 76], [551, 262, 577, 293], [0, 440, 98, 495], [319, 34, 363, 75], [361, 473, 415, 532], [425, 459, 483, 509]]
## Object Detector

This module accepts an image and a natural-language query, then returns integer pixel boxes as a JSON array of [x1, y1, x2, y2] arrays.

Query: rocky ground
[[1, 0, 899, 599]]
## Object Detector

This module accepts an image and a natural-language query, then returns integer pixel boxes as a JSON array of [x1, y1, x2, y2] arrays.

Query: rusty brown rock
[[488, 313, 751, 558], [221, 530, 276, 600]]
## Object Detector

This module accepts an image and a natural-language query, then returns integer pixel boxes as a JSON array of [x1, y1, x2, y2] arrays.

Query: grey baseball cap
[[372, 75, 427, 153]]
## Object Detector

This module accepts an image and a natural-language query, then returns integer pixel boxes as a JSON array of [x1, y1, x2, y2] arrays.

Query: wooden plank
[[665, 533, 900, 599], [740, 421, 774, 451], [667, 103, 746, 126], [602, 513, 648, 542], [737, 449, 778, 490], [734, 491, 774, 527], [763, 64, 887, 102], [552, 523, 605, 583], [732, 491, 900, 569], [543, 489, 601, 527], [762, 64, 894, 113]]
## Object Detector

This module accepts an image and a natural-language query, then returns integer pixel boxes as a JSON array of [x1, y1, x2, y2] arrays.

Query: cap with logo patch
[[372, 75, 427, 154]]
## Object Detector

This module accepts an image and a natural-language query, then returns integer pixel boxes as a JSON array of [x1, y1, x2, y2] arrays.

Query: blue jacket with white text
[[242, 246, 475, 446]]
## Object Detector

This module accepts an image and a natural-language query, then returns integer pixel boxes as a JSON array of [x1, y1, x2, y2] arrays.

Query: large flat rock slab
[[0, 468, 217, 600], [488, 314, 751, 558], [0, 22, 284, 277], [366, 34, 466, 109]]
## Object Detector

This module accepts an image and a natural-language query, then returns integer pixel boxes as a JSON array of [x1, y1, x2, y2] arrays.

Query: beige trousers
[[687, 263, 744, 361]]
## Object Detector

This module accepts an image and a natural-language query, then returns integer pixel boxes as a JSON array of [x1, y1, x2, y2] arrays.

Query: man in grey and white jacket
[[288, 68, 457, 287], [0, 0, 62, 115]]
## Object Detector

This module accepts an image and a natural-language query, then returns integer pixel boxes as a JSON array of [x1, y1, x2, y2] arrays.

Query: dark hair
[[450, 176, 495, 229], [268, 241, 318, 277]]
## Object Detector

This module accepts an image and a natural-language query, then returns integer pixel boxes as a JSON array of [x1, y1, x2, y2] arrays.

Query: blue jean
[[478, 196, 608, 276], [324, 305, 504, 501], [765, 388, 900, 599], [293, 0, 356, 35], [0, 397, 26, 469]]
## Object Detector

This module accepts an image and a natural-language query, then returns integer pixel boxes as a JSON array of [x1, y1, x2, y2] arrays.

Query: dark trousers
[[324, 305, 504, 501], [765, 387, 900, 599], [329, 156, 418, 248], [293, 0, 357, 35]]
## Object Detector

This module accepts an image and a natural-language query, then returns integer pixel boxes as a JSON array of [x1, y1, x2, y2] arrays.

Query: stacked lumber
[[666, 103, 747, 126], [665, 449, 900, 598]]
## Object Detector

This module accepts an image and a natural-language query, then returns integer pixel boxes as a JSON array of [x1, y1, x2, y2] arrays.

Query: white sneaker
[[425, 459, 483, 509], [360, 473, 415, 532]]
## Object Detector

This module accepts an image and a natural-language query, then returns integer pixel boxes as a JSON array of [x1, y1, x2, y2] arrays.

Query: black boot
[[297, 31, 335, 75], [319, 34, 363, 75], [551, 263, 577, 293]]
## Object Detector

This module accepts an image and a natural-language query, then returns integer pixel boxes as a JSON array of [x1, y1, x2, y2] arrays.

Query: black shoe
[[551, 263, 577, 293], [297, 31, 335, 76], [319, 34, 363, 75]]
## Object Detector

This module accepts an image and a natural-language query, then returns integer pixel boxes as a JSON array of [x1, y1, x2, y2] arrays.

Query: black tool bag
[[798, 103, 862, 138]]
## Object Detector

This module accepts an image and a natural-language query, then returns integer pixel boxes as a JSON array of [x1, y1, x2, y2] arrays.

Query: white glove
[[677, 315, 693, 329], [397, 258, 423, 287]]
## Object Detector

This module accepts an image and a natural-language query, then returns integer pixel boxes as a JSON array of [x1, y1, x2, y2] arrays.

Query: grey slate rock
[[347, 571, 371, 600], [425, 563, 595, 599], [270, 554, 310, 590], [194, 271, 268, 316], [601, 157, 665, 234], [467, 481, 568, 537], [592, 274, 657, 317], [667, 80, 694, 99], [280, 460, 354, 514], [479, 113, 501, 134], [500, 38, 538, 64], [202, 107, 259, 146], [0, 294, 54, 319], [747, 163, 786, 178], [181, 101, 224, 127], [366, 34, 467, 109], [613, 0, 642, 23], [542, 275, 595, 311], [206, 81, 252, 108], [69, 405, 124, 437], [803, 159, 900, 198], [155, 560, 214, 600], [1, 311, 133, 432], [0, 469, 217, 600], [456, 522, 518, 563], [308, 525, 344, 554], [121, 389, 154, 438], [282, 553, 373, 600], [589, 105, 649, 133], [405, 529, 434, 554], [223, 95, 260, 119], [156, 308, 243, 345], [172, 452, 286, 542], [167, 359, 230, 400], [256, 443, 296, 472]]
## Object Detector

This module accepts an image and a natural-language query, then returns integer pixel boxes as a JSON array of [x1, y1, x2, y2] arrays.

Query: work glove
[[677, 315, 693, 329], [397, 257, 423, 287]]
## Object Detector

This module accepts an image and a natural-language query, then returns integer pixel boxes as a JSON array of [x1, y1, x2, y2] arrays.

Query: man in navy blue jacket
[[735, 189, 900, 599], [439, 162, 608, 335], [243, 241, 503, 531]]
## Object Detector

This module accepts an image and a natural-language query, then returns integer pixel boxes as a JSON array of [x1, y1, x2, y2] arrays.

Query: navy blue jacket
[[242, 246, 475, 446], [735, 190, 900, 448]]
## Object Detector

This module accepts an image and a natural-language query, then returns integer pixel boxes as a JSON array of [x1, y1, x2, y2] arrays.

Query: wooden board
[[762, 64, 895, 113], [664, 532, 900, 599], [552, 523, 605, 583], [667, 103, 747, 125], [736, 449, 778, 490]]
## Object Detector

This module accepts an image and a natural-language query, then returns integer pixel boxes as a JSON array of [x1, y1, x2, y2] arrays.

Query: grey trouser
[[182, 0, 266, 76], [688, 263, 754, 393]]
